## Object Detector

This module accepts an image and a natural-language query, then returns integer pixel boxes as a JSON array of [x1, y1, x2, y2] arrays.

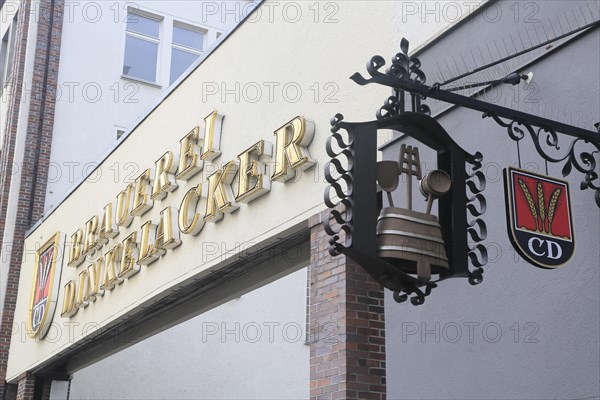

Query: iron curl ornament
[[323, 113, 353, 255], [351, 38, 431, 118], [483, 113, 600, 207]]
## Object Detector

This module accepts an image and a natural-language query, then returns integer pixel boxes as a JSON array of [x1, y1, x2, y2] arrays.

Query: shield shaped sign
[[504, 168, 575, 269], [27, 232, 64, 339]]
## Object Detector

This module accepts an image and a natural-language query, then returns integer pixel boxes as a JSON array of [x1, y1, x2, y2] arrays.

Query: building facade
[[1, 1, 252, 398], [1, 1, 599, 399]]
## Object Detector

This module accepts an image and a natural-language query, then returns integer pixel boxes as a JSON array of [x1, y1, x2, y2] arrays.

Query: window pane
[[126, 13, 159, 38], [170, 48, 200, 84], [0, 34, 8, 87], [173, 26, 203, 51], [123, 35, 158, 82]]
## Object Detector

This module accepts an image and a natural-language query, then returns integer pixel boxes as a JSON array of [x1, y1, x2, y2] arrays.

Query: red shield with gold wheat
[[27, 233, 63, 338], [504, 168, 574, 269]]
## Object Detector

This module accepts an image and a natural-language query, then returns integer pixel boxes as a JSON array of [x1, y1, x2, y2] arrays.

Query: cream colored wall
[[7, 1, 402, 380]]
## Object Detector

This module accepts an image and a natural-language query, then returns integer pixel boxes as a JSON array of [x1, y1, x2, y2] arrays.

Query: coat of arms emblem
[[27, 232, 63, 338], [504, 168, 574, 269]]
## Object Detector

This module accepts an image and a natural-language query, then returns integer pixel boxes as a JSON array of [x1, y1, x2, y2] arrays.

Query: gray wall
[[67, 268, 310, 400], [383, 1, 599, 399]]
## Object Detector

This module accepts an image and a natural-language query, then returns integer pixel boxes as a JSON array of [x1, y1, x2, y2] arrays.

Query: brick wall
[[309, 211, 386, 400], [15, 373, 35, 400], [0, 0, 31, 265], [0, 0, 64, 397]]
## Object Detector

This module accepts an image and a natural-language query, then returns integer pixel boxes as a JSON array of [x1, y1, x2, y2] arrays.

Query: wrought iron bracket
[[350, 37, 600, 207], [324, 37, 598, 306]]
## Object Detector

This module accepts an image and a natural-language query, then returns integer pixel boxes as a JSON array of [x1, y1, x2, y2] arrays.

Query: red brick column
[[15, 373, 35, 400], [309, 211, 386, 400], [0, 1, 31, 256]]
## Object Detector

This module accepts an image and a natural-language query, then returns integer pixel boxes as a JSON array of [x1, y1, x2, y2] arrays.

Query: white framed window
[[0, 12, 18, 94], [170, 22, 205, 85], [120, 10, 218, 88], [122, 10, 161, 83]]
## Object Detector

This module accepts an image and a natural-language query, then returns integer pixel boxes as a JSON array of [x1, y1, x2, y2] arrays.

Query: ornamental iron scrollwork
[[483, 113, 600, 207], [465, 152, 487, 285], [323, 113, 353, 255], [351, 38, 431, 119]]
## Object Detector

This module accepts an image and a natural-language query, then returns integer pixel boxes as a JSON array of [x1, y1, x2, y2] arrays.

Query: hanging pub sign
[[504, 168, 574, 269], [27, 232, 64, 339], [323, 36, 598, 306]]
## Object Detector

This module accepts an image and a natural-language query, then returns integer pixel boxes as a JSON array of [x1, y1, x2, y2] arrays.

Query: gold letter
[[85, 257, 104, 302], [98, 202, 118, 246], [100, 244, 123, 291], [61, 280, 78, 318], [176, 127, 203, 181], [68, 229, 84, 268], [236, 140, 273, 203], [151, 151, 178, 200], [271, 116, 315, 182], [118, 232, 140, 279], [156, 207, 182, 250], [178, 185, 205, 235], [74, 269, 89, 309], [115, 184, 134, 227], [200, 111, 224, 161], [138, 220, 159, 266], [131, 169, 153, 216], [82, 216, 99, 254], [204, 160, 239, 223]]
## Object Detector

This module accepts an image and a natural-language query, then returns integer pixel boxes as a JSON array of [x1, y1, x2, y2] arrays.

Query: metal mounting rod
[[395, 79, 599, 142]]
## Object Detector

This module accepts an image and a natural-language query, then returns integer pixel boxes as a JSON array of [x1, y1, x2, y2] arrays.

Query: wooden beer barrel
[[376, 207, 449, 281]]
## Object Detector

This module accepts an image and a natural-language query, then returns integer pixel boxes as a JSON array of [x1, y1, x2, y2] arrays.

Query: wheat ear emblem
[[518, 179, 562, 235], [537, 182, 546, 232], [518, 179, 539, 231], [547, 188, 562, 235]]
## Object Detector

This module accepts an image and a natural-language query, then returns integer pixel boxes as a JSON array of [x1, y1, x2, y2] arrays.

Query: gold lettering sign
[[61, 281, 78, 318], [100, 244, 123, 291], [74, 269, 89, 309], [176, 127, 203, 181], [118, 232, 140, 279], [271, 116, 315, 182], [139, 220, 159, 265], [178, 185, 205, 235], [86, 258, 104, 301], [82, 216, 99, 254], [115, 184, 134, 227], [200, 111, 224, 161], [152, 151, 178, 200], [131, 169, 153, 216], [236, 140, 273, 203], [157, 207, 182, 250], [98, 202, 118, 246], [58, 113, 315, 322], [204, 160, 239, 223], [67, 229, 84, 268]]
